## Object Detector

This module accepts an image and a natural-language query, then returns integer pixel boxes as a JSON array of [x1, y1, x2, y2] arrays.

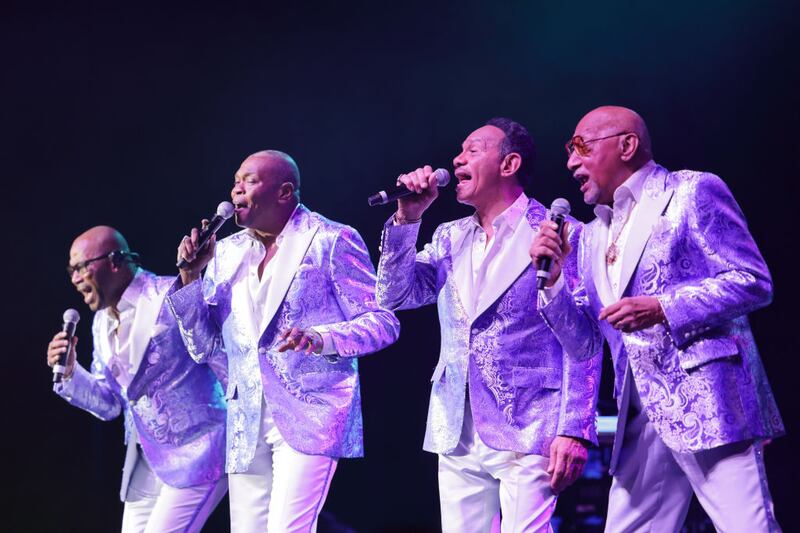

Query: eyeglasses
[[565, 131, 632, 157], [66, 249, 140, 277]]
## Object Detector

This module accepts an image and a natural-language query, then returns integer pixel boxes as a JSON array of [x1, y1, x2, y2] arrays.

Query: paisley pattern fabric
[[377, 199, 601, 456], [168, 205, 400, 472], [54, 270, 227, 490], [540, 164, 784, 453]]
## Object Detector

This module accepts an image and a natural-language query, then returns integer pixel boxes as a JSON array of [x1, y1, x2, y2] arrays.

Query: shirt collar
[[593, 160, 655, 225], [469, 192, 529, 232], [116, 268, 143, 314]]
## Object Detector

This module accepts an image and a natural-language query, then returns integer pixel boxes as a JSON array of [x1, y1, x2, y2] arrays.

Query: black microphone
[[367, 168, 451, 206], [536, 198, 571, 290], [177, 201, 235, 269], [53, 309, 80, 383]]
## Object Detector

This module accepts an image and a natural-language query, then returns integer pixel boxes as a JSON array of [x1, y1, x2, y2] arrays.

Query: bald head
[[579, 106, 653, 162], [73, 226, 131, 257], [245, 150, 301, 199], [567, 106, 656, 206], [69, 226, 137, 312]]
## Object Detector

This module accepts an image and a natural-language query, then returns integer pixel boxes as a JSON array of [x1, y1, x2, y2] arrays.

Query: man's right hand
[[178, 219, 216, 286], [47, 331, 77, 380], [529, 220, 572, 288], [395, 165, 440, 223]]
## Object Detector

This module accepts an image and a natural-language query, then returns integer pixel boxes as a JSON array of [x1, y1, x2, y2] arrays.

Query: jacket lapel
[[618, 166, 674, 295], [449, 218, 476, 317], [472, 214, 536, 321], [128, 271, 164, 379], [218, 234, 260, 341], [259, 207, 319, 335]]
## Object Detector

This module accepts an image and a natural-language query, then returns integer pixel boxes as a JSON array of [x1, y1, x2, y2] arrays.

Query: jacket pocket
[[300, 370, 353, 392], [679, 337, 739, 371], [512, 366, 562, 390]]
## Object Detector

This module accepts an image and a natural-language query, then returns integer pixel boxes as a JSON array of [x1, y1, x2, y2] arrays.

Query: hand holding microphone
[[177, 201, 234, 285], [373, 166, 450, 223], [530, 198, 572, 290], [48, 309, 80, 383]]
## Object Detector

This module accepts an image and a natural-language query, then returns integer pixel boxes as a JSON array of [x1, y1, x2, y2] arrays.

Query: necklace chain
[[606, 206, 633, 265]]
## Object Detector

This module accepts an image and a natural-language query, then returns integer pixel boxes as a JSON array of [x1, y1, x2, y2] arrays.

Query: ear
[[499, 152, 522, 178], [277, 182, 296, 202], [619, 133, 640, 162]]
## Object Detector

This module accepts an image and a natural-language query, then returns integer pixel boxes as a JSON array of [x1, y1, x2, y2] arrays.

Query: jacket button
[[471, 328, 479, 335], [258, 347, 267, 355]]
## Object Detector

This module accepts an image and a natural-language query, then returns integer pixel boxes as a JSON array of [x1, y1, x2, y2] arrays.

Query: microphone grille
[[63, 308, 80, 325], [433, 168, 451, 187], [550, 198, 571, 216], [216, 201, 235, 219]]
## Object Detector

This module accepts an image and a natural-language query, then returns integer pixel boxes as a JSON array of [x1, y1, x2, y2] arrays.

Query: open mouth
[[455, 171, 472, 183], [78, 286, 93, 302], [575, 175, 589, 187]]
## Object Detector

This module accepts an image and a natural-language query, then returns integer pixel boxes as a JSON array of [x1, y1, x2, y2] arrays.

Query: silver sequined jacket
[[377, 198, 601, 456], [168, 205, 400, 472], [540, 164, 784, 456], [54, 269, 227, 499]]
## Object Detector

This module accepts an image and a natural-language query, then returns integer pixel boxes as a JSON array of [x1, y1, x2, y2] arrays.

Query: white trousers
[[438, 401, 556, 533], [606, 385, 781, 533], [120, 448, 228, 533], [228, 401, 337, 533]]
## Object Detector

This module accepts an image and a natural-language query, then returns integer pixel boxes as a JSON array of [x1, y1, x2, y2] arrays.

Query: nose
[[453, 150, 466, 168], [70, 268, 83, 285], [231, 182, 243, 199], [567, 150, 581, 172]]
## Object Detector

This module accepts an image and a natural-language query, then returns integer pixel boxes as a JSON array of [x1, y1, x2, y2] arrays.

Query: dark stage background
[[3, 1, 798, 531]]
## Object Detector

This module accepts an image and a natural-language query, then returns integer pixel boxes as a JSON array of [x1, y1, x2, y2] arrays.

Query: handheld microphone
[[177, 201, 234, 269], [367, 168, 451, 206], [53, 309, 80, 383], [536, 198, 571, 290]]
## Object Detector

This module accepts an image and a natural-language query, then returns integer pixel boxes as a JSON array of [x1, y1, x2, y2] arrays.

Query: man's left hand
[[598, 296, 666, 332], [547, 436, 588, 493], [277, 327, 323, 354]]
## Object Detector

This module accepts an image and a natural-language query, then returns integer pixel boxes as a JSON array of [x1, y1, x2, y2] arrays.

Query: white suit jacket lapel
[[449, 219, 476, 318], [259, 209, 319, 335], [128, 272, 164, 376], [472, 216, 536, 321], [618, 166, 674, 295]]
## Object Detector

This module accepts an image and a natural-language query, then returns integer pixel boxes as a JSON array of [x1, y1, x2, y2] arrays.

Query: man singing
[[376, 118, 600, 532], [168, 150, 400, 532], [46, 226, 227, 533], [531, 105, 784, 531]]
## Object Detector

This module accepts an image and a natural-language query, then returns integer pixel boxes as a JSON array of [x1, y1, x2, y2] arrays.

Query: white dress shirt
[[102, 268, 146, 391], [460, 192, 529, 316], [541, 160, 655, 303], [238, 205, 335, 355]]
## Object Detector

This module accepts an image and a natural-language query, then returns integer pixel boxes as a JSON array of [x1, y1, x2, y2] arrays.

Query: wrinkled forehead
[[462, 125, 504, 150]]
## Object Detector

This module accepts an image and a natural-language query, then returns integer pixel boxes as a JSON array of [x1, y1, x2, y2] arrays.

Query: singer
[[375, 118, 601, 532], [45, 226, 227, 533], [167, 150, 400, 532], [531, 106, 784, 531]]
